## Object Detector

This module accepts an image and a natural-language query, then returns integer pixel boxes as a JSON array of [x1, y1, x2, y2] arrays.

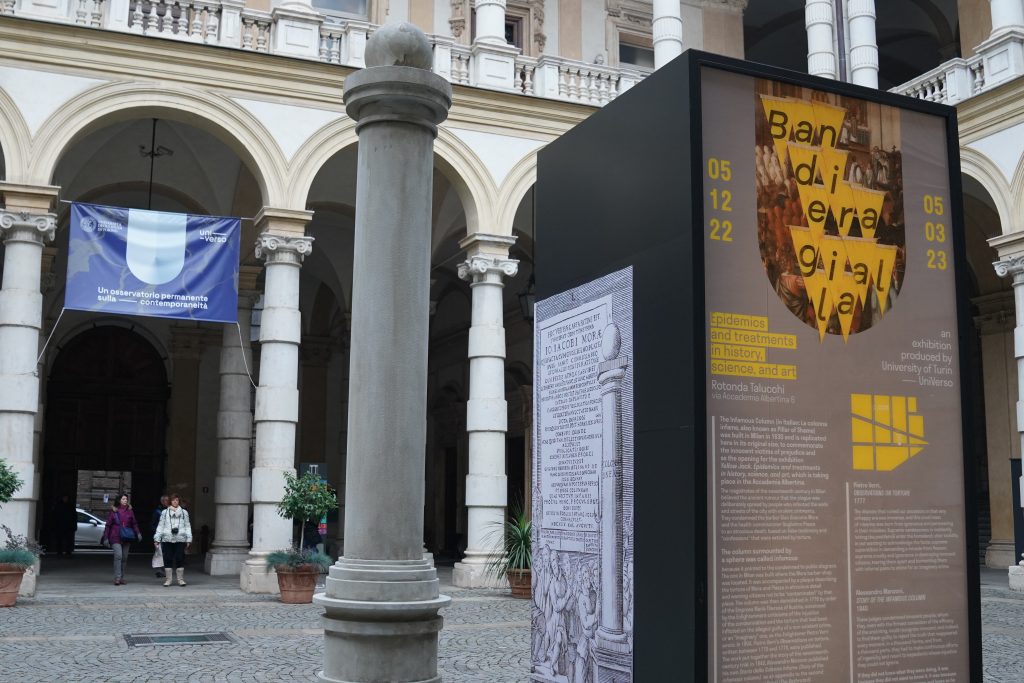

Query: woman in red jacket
[[102, 493, 142, 586]]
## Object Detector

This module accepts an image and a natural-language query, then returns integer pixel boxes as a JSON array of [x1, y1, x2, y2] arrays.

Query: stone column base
[[17, 559, 39, 597], [452, 560, 505, 588], [1009, 563, 1024, 591], [987, 539, 1018, 568], [315, 556, 450, 682], [594, 628, 631, 682], [240, 556, 280, 594], [204, 547, 250, 576]]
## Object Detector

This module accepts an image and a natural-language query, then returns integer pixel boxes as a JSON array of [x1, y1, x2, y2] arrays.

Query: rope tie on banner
[[236, 322, 258, 389]]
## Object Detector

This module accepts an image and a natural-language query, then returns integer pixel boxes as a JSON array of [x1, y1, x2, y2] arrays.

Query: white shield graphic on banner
[[126, 208, 187, 285]]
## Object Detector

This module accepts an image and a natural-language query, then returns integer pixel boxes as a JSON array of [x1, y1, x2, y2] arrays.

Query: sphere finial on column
[[364, 21, 434, 69]]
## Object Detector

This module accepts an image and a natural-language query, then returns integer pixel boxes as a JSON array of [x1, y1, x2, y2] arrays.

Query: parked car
[[75, 508, 106, 547]]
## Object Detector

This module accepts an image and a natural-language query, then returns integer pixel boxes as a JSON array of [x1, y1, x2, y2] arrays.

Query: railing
[[514, 56, 537, 96], [891, 55, 985, 105], [5, 2, 653, 108], [72, 0, 105, 27], [128, 0, 222, 42], [239, 9, 271, 53], [532, 57, 650, 105]]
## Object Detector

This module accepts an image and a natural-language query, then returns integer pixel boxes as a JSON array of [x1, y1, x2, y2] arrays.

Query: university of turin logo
[[851, 394, 927, 471]]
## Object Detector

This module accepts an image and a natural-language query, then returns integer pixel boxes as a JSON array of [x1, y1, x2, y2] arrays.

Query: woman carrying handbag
[[154, 494, 192, 586], [102, 493, 142, 586]]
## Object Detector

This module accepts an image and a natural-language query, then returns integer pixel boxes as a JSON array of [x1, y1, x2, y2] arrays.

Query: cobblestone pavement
[[3, 558, 1024, 681]]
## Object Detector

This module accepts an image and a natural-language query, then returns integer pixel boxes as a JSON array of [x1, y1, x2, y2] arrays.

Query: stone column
[[470, 0, 518, 90], [652, 0, 684, 69], [240, 210, 313, 594], [974, 292, 1018, 567], [991, 0, 1024, 32], [806, 0, 838, 79], [847, 0, 878, 88], [0, 184, 57, 548], [315, 23, 452, 683], [994, 246, 1024, 586], [452, 233, 517, 589], [205, 266, 260, 576], [475, 0, 506, 44], [168, 326, 204, 511], [978, 1, 1024, 87], [594, 324, 631, 678]]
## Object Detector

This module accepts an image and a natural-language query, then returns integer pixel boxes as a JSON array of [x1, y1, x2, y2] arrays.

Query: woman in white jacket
[[153, 494, 193, 586]]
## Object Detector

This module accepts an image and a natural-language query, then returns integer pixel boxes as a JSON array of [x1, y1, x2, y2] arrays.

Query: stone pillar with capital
[[315, 22, 452, 683], [594, 323, 631, 679], [240, 210, 313, 594], [652, 0, 684, 69], [205, 265, 260, 576], [993, 242, 1024, 587], [452, 233, 518, 589], [805, 0, 838, 79], [847, 0, 878, 87], [0, 184, 57, 557]]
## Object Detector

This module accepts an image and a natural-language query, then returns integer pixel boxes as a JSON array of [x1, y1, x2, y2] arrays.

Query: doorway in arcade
[[41, 325, 168, 552]]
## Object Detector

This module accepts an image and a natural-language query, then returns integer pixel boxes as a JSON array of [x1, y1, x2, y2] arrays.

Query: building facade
[[0, 0, 1022, 595]]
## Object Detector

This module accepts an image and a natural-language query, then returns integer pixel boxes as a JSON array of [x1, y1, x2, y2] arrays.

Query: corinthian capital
[[0, 209, 56, 244], [458, 255, 519, 281], [994, 256, 1024, 285], [255, 233, 314, 264]]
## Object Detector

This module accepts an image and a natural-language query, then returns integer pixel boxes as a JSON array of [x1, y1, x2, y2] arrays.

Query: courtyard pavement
[[1, 557, 1023, 682]]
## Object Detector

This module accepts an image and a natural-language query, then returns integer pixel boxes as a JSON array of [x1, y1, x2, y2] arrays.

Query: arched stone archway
[[41, 325, 169, 553], [29, 82, 287, 208]]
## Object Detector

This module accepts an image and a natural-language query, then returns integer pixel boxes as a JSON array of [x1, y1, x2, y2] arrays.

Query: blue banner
[[65, 203, 241, 323]]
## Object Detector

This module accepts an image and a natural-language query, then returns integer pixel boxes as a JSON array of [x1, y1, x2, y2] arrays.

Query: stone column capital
[[343, 60, 452, 136], [700, 0, 748, 10], [973, 291, 1015, 333], [0, 209, 56, 244], [994, 255, 1024, 284], [300, 335, 335, 366], [255, 233, 314, 264], [458, 254, 519, 282]]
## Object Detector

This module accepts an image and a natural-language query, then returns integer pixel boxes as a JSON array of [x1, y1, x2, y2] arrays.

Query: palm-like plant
[[485, 498, 532, 581]]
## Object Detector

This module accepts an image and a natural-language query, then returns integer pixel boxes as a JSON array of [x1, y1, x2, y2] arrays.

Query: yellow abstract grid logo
[[851, 394, 927, 471]]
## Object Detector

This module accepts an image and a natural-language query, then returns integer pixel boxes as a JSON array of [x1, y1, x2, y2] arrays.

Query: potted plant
[[268, 471, 339, 604], [266, 547, 333, 603], [485, 499, 532, 599], [0, 459, 40, 607]]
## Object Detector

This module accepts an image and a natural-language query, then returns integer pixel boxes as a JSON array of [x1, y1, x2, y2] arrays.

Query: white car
[[75, 508, 106, 547]]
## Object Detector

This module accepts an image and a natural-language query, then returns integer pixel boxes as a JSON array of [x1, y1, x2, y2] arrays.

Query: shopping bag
[[151, 546, 163, 569]]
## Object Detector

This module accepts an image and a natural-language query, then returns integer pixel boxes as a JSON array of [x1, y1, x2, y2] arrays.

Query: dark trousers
[[55, 530, 75, 555], [161, 542, 186, 570]]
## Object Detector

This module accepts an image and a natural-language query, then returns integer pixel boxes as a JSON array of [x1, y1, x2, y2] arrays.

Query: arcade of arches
[[0, 89, 1023, 596], [0, 108, 538, 592]]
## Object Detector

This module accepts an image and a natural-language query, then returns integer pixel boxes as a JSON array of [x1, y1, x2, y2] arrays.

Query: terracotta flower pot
[[275, 565, 320, 604], [507, 568, 531, 599], [0, 564, 27, 608]]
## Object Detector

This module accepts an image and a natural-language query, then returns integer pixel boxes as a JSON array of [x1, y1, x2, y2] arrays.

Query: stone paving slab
[[2, 559, 1023, 681]]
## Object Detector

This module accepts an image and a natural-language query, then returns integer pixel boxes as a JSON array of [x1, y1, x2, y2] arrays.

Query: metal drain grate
[[124, 632, 235, 647]]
